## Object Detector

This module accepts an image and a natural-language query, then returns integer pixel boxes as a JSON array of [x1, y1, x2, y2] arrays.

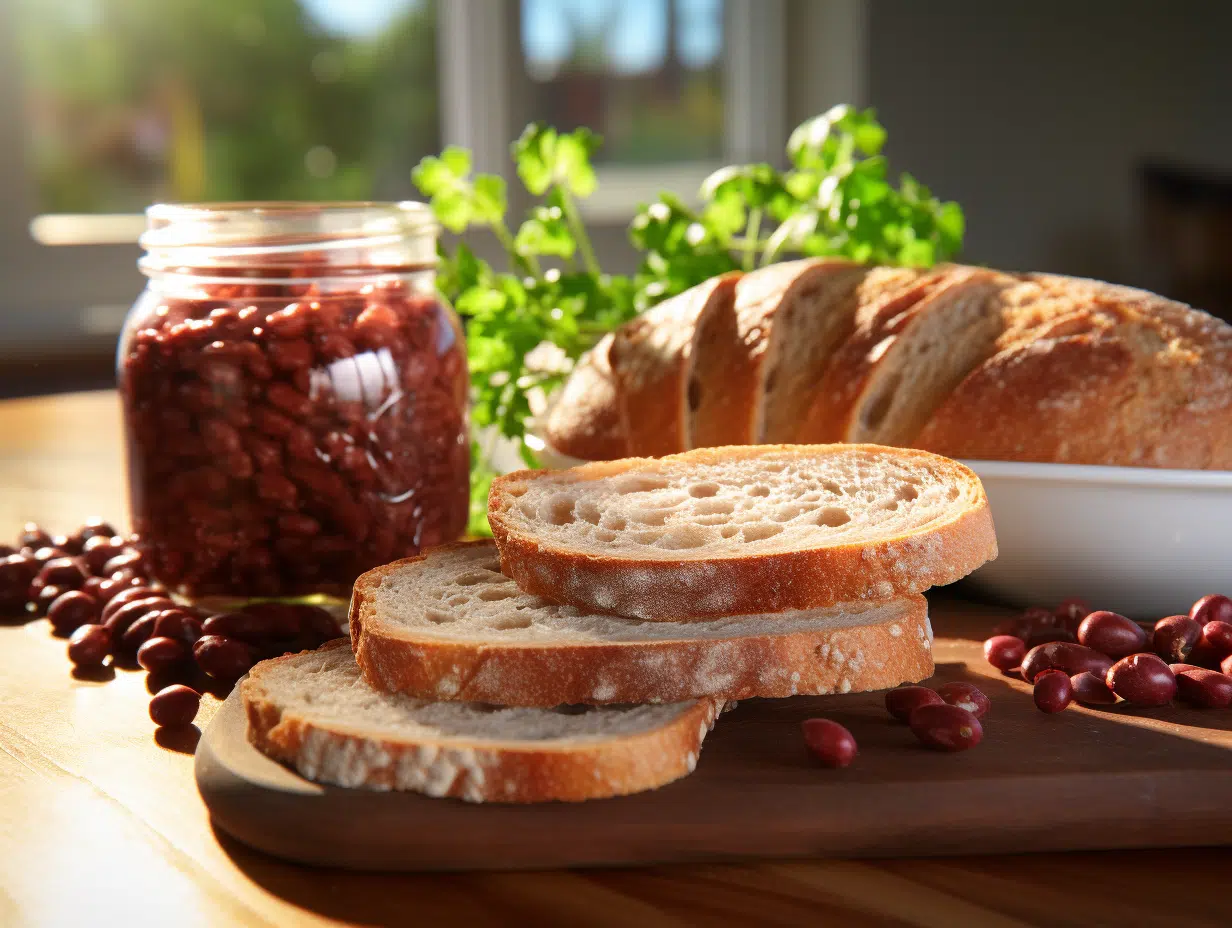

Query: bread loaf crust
[[543, 333, 629, 462], [695, 259, 861, 447], [350, 542, 935, 705], [915, 275, 1232, 468], [243, 640, 721, 803], [488, 444, 997, 621], [611, 274, 739, 456]]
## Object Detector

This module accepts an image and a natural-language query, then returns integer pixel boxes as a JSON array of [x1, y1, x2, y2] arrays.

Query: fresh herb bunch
[[412, 105, 964, 534]]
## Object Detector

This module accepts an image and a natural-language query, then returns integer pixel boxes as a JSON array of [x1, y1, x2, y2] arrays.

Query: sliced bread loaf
[[914, 273, 1232, 468], [611, 273, 740, 456], [799, 268, 1004, 445], [543, 333, 629, 462], [350, 541, 933, 706], [488, 444, 996, 621], [242, 639, 720, 802], [690, 259, 866, 447]]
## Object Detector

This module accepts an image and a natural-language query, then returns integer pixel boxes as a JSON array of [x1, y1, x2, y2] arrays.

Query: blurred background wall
[[1, 0, 1229, 396]]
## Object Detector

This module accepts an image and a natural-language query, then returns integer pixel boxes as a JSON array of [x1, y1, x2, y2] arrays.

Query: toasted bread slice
[[350, 541, 934, 706], [241, 640, 720, 803], [488, 444, 997, 621]]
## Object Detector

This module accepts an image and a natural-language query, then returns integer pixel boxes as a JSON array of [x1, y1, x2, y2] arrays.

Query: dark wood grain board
[[197, 599, 1232, 871]]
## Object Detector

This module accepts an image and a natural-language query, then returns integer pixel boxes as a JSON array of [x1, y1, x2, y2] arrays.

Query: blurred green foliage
[[15, 0, 440, 211]]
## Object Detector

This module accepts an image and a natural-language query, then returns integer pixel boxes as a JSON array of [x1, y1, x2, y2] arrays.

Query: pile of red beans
[[984, 594, 1232, 712], [802, 593, 1232, 769], [0, 520, 342, 729]]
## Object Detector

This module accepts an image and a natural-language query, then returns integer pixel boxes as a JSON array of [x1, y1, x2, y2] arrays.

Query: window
[[1, 0, 860, 353], [521, 0, 724, 166]]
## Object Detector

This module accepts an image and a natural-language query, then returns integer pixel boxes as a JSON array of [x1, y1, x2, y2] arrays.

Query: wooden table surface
[[1, 391, 1227, 928]]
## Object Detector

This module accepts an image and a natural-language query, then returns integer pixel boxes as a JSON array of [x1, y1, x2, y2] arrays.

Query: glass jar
[[118, 202, 469, 598]]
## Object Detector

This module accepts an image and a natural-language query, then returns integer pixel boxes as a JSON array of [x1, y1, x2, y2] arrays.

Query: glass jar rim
[[138, 201, 438, 280], [140, 200, 437, 251]]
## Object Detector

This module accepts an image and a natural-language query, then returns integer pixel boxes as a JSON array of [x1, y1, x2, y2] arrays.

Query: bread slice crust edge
[[242, 640, 721, 803], [488, 444, 997, 621], [349, 541, 934, 705]]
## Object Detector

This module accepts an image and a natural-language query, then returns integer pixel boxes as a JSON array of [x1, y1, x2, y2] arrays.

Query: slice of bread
[[611, 273, 740, 456], [489, 444, 996, 621], [241, 639, 720, 803], [800, 268, 1005, 445], [543, 333, 629, 462], [688, 259, 865, 448], [350, 541, 934, 706]]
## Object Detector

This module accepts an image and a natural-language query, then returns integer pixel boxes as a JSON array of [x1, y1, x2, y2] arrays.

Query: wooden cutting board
[[197, 598, 1232, 871]]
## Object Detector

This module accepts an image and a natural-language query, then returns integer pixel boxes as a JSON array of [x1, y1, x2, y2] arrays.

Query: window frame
[[0, 0, 868, 343]]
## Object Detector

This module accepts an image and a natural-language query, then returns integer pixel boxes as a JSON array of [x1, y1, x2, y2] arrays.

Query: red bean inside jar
[[119, 202, 469, 598]]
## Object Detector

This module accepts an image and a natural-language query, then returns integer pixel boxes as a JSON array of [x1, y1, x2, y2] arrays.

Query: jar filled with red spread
[[119, 202, 469, 598]]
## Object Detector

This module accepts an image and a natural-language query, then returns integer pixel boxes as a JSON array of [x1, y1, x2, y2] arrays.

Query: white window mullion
[[438, 0, 516, 179], [724, 0, 787, 165]]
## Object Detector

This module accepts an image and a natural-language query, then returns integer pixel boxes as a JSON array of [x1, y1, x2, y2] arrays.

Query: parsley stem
[[742, 208, 763, 271], [558, 188, 601, 277], [492, 219, 541, 279]]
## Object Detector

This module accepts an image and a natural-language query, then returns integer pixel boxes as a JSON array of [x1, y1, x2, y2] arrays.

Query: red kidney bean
[[101, 551, 146, 579], [909, 704, 983, 752], [100, 586, 161, 623], [202, 611, 276, 643], [33, 584, 65, 616], [1025, 627, 1077, 648], [993, 607, 1058, 640], [149, 685, 201, 728], [1020, 641, 1114, 684], [1106, 654, 1177, 707], [985, 636, 1028, 672], [937, 682, 990, 719], [19, 523, 52, 549], [884, 685, 943, 723], [266, 337, 314, 371], [29, 546, 70, 568], [1152, 615, 1202, 663], [193, 635, 255, 680], [137, 636, 189, 673], [254, 474, 298, 508], [1174, 668, 1232, 708], [1033, 669, 1073, 713], [47, 590, 100, 633], [0, 554, 38, 610], [1070, 671, 1118, 705], [67, 624, 112, 668], [1054, 597, 1091, 629], [120, 612, 161, 651], [152, 609, 203, 644], [1076, 611, 1148, 658], [82, 536, 127, 575], [81, 576, 107, 600], [38, 557, 87, 589], [76, 519, 118, 543], [1189, 594, 1232, 627], [103, 596, 174, 638], [265, 304, 310, 338], [801, 719, 857, 768], [1200, 621, 1232, 658]]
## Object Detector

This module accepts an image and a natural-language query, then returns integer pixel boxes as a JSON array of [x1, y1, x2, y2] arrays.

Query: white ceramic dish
[[536, 441, 1232, 619], [962, 460, 1232, 619]]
